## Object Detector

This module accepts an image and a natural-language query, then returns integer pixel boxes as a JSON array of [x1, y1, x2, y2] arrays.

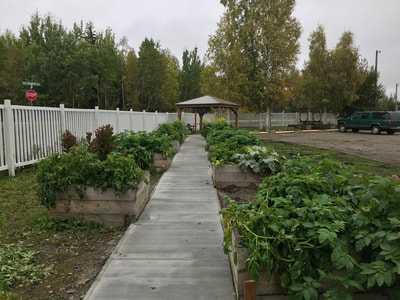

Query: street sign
[[25, 89, 38, 103], [22, 81, 41, 89]]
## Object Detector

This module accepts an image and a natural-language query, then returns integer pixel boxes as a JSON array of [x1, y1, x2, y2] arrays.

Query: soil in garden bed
[[217, 185, 259, 208], [0, 168, 164, 300]]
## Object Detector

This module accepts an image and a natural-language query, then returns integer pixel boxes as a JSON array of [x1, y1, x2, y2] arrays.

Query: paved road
[[85, 135, 234, 300]]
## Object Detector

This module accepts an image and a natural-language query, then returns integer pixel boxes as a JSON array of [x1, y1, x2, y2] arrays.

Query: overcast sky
[[1, 0, 399, 95]]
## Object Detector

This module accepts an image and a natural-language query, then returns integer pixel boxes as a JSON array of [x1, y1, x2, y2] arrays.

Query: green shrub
[[223, 156, 400, 299], [0, 244, 46, 292], [37, 145, 143, 208]]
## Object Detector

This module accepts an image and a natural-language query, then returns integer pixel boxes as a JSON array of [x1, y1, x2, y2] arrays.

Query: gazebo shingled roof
[[176, 95, 240, 130], [176, 96, 239, 109]]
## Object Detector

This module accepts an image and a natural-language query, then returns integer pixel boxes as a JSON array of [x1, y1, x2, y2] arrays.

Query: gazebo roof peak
[[176, 95, 239, 108]]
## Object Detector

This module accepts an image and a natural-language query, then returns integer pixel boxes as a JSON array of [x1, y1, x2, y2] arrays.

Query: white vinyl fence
[[0, 100, 185, 176], [227, 112, 338, 128]]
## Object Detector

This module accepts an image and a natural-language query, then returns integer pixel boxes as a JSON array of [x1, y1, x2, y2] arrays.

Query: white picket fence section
[[0, 100, 185, 176], [226, 112, 338, 128]]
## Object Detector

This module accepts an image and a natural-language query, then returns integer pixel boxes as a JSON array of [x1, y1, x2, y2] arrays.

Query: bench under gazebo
[[176, 95, 240, 131]]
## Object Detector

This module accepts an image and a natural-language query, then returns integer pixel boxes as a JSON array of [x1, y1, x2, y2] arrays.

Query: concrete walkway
[[85, 135, 234, 300]]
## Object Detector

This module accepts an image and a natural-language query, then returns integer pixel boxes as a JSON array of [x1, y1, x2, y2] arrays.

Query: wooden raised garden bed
[[212, 165, 262, 190], [50, 172, 150, 227], [153, 153, 172, 172], [172, 140, 181, 152], [229, 230, 285, 300]]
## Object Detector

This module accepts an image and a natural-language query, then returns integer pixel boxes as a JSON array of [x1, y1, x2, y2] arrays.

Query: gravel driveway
[[262, 130, 400, 165]]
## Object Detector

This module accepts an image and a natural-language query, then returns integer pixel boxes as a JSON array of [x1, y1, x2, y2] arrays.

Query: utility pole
[[396, 83, 399, 111], [375, 50, 381, 74], [375, 50, 382, 104]]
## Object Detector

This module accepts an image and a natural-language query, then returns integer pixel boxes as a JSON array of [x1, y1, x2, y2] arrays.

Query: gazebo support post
[[231, 108, 239, 128], [178, 108, 182, 120], [194, 113, 197, 132], [199, 112, 205, 131]]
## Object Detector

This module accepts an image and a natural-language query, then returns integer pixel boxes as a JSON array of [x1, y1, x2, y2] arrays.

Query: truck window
[[361, 113, 369, 119], [372, 112, 389, 119], [390, 112, 400, 120]]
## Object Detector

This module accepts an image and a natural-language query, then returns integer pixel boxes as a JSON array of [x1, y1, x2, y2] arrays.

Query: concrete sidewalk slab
[[85, 135, 234, 300]]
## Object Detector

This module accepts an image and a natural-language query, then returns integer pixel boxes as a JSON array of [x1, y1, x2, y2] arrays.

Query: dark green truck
[[338, 111, 400, 135]]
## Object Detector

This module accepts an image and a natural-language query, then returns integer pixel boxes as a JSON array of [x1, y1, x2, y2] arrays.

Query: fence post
[[296, 112, 300, 125], [59, 104, 66, 134], [166, 112, 169, 123], [155, 111, 158, 128], [115, 108, 120, 133], [323, 107, 327, 124], [244, 280, 256, 300], [265, 107, 272, 132], [129, 108, 133, 131], [4, 100, 15, 176], [142, 110, 146, 132], [93, 106, 99, 131], [282, 110, 285, 127]]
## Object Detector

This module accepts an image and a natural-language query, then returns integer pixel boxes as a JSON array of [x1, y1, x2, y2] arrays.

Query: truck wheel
[[387, 130, 395, 135], [371, 126, 381, 135], [339, 124, 347, 133], [352, 129, 359, 133]]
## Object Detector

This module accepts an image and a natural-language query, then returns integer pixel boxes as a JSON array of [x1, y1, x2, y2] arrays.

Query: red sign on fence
[[25, 89, 38, 103]]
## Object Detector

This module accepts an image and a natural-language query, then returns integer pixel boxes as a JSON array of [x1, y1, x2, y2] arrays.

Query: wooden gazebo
[[176, 95, 240, 130]]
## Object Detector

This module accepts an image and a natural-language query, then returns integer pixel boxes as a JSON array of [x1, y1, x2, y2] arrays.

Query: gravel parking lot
[[262, 130, 400, 165]]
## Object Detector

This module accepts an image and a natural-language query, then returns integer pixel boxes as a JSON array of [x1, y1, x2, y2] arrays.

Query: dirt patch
[[1, 168, 164, 300], [11, 229, 122, 300], [262, 131, 400, 165]]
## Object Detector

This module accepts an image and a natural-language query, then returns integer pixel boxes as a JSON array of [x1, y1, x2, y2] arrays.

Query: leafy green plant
[[201, 118, 231, 137], [207, 128, 262, 165], [222, 156, 400, 299], [115, 130, 175, 160], [148, 133, 175, 158], [156, 121, 189, 143], [233, 146, 283, 175], [37, 145, 143, 208], [0, 244, 46, 293], [89, 124, 115, 160], [115, 131, 153, 170], [33, 215, 105, 232]]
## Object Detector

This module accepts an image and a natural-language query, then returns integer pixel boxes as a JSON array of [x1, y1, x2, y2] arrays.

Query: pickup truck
[[337, 111, 400, 135]]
